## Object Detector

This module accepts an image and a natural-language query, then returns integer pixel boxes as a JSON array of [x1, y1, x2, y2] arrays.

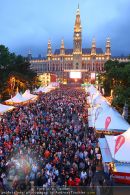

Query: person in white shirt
[[80, 170, 87, 180], [96, 153, 101, 165], [95, 147, 99, 154]]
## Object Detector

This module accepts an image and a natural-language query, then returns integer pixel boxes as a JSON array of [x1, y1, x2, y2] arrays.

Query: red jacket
[[75, 177, 81, 186], [67, 178, 75, 186]]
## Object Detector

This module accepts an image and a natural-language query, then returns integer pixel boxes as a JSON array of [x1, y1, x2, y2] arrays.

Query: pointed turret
[[73, 5, 82, 53], [105, 37, 111, 60], [91, 38, 96, 55], [27, 49, 32, 60], [47, 39, 52, 60], [60, 39, 65, 55], [73, 5, 82, 69], [74, 5, 82, 33]]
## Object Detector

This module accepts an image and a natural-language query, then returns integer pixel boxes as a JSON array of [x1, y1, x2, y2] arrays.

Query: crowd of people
[[0, 86, 103, 193]]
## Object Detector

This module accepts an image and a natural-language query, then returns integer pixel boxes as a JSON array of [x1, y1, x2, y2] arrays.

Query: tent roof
[[92, 94, 110, 106], [95, 106, 130, 131], [6, 92, 28, 103], [34, 86, 45, 93], [105, 128, 130, 162], [88, 85, 98, 95], [0, 103, 14, 114], [88, 101, 111, 128], [98, 138, 112, 163], [22, 90, 37, 100]]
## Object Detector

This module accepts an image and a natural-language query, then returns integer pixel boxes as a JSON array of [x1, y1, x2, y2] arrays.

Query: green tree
[[0, 45, 36, 100], [99, 59, 130, 118]]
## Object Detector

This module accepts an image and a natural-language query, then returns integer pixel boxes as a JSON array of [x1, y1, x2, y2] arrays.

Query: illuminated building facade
[[30, 6, 112, 82], [38, 73, 57, 86]]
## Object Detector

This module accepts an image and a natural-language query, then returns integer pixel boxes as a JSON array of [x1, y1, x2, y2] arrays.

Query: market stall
[[95, 106, 130, 134], [22, 90, 38, 101], [99, 128, 130, 184], [5, 92, 29, 105], [0, 103, 15, 114]]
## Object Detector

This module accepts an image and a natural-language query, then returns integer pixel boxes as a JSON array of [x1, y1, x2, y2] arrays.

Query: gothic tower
[[28, 49, 32, 60], [60, 39, 65, 55], [47, 39, 52, 60], [91, 38, 96, 56], [105, 37, 111, 60], [73, 5, 82, 69]]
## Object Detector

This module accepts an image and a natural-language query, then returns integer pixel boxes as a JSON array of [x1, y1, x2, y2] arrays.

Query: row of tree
[[0, 45, 38, 101], [99, 59, 130, 114]]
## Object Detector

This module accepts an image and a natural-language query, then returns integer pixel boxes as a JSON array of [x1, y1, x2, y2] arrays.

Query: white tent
[[0, 103, 15, 114], [95, 106, 130, 132], [33, 85, 54, 94], [88, 85, 98, 95], [5, 92, 29, 104], [22, 90, 37, 100], [88, 98, 111, 128], [105, 128, 130, 162], [98, 138, 112, 163], [49, 82, 59, 88], [92, 94, 109, 106], [87, 96, 92, 104], [88, 102, 110, 128], [42, 87, 51, 93], [46, 83, 58, 90], [33, 86, 45, 93]]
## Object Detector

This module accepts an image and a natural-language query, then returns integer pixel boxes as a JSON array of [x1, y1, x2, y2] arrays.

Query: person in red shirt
[[67, 177, 75, 186], [44, 150, 50, 158], [74, 177, 81, 186]]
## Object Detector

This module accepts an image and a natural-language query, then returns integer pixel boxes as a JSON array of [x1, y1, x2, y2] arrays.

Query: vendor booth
[[0, 103, 15, 114], [33, 86, 46, 94], [22, 90, 37, 101], [87, 85, 98, 95], [5, 92, 29, 105], [88, 101, 111, 128], [95, 106, 130, 134], [99, 128, 130, 184]]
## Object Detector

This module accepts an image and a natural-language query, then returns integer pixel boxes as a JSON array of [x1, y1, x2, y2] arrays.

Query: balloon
[[114, 135, 125, 155], [105, 116, 111, 129]]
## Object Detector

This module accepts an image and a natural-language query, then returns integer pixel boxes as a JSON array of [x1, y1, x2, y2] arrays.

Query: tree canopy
[[99, 59, 130, 116], [0, 45, 37, 101]]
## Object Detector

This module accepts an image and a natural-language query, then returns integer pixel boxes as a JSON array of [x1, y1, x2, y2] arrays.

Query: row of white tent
[[5, 90, 37, 104], [86, 85, 130, 163], [0, 104, 15, 114], [33, 82, 59, 94], [86, 85, 130, 132], [0, 83, 58, 114], [0, 90, 37, 114]]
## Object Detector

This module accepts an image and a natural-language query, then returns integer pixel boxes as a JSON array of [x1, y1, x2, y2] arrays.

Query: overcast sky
[[0, 0, 130, 57]]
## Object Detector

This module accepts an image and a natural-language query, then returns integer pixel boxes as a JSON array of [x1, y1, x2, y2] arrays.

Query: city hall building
[[29, 6, 129, 83]]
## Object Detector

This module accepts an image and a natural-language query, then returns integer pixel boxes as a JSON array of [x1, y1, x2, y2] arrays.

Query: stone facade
[[29, 6, 117, 81]]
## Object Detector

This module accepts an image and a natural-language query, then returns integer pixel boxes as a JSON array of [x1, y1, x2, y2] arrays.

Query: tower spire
[[105, 37, 111, 60], [60, 39, 65, 55], [47, 39, 52, 54], [60, 39, 65, 49], [91, 38, 96, 55], [28, 49, 32, 60], [73, 5, 82, 69], [47, 39, 52, 60], [74, 4, 82, 32]]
